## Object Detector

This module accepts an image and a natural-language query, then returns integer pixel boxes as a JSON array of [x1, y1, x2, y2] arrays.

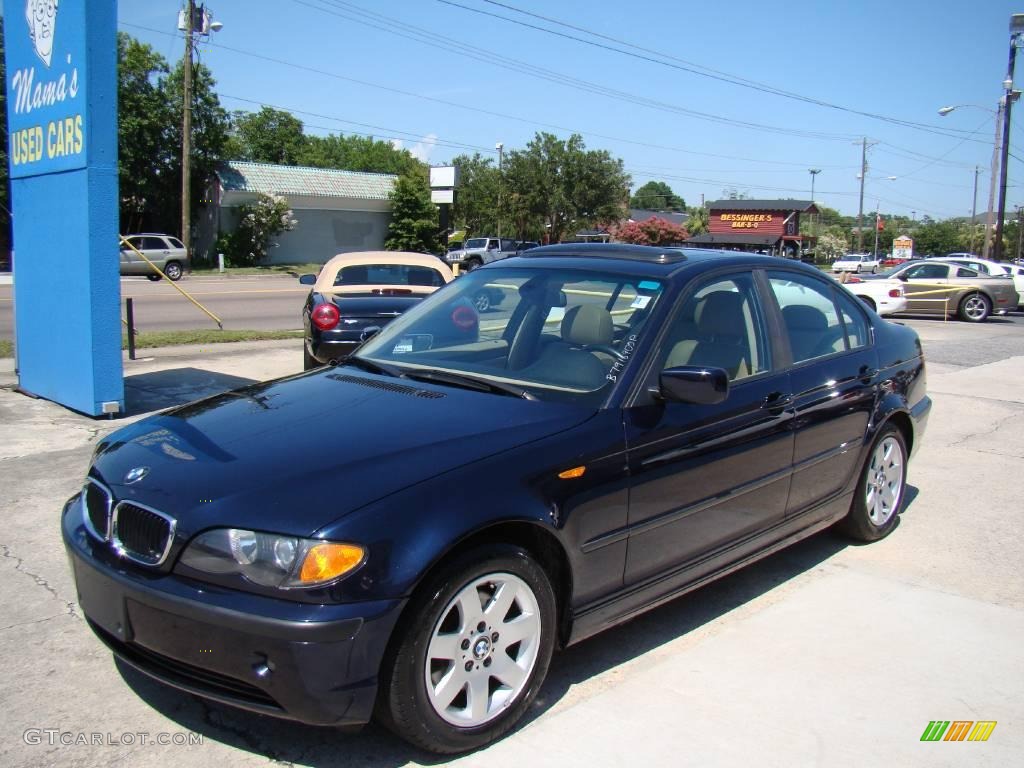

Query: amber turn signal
[[558, 466, 586, 479], [298, 543, 365, 585]]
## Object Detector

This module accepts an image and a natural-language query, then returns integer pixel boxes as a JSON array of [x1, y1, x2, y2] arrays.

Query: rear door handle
[[762, 392, 793, 414]]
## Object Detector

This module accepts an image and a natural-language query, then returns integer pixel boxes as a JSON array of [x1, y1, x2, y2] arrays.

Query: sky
[[117, 0, 1024, 221]]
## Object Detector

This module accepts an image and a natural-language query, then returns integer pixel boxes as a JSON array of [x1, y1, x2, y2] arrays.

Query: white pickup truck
[[445, 237, 518, 271]]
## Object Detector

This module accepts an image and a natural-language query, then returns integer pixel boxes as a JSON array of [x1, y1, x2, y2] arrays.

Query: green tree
[[161, 58, 230, 239], [911, 219, 962, 256], [504, 132, 629, 243], [450, 153, 500, 236], [385, 169, 440, 253], [223, 193, 298, 266], [816, 232, 847, 262], [298, 134, 420, 175], [117, 32, 173, 234], [630, 181, 684, 211], [686, 207, 709, 236], [226, 107, 307, 165]]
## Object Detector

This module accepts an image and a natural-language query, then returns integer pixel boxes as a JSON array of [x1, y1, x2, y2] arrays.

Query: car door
[[623, 271, 794, 587], [766, 271, 878, 518], [898, 262, 950, 314]]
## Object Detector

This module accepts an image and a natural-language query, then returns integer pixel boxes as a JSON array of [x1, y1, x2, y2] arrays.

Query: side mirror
[[298, 274, 316, 285], [658, 366, 729, 405]]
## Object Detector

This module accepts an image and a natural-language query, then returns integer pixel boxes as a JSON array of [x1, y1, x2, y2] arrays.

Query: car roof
[[498, 242, 816, 279]]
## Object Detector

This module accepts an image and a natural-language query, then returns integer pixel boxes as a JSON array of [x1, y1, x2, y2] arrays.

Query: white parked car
[[1002, 263, 1024, 308], [838, 276, 908, 316], [833, 253, 880, 274]]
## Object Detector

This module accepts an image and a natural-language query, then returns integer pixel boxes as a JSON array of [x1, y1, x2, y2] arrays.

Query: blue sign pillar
[[3, 0, 122, 416]]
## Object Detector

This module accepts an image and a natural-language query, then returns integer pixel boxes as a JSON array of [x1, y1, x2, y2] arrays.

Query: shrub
[[224, 193, 297, 267]]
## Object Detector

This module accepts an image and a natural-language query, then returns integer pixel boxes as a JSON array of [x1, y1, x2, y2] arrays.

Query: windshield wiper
[[336, 355, 402, 378], [402, 369, 537, 400]]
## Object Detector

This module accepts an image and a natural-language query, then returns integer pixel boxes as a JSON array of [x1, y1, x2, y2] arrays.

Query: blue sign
[[3, 0, 123, 417], [5, 0, 89, 177]]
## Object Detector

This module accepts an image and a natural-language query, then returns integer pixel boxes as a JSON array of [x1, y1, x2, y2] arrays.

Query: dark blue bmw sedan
[[63, 244, 930, 753]]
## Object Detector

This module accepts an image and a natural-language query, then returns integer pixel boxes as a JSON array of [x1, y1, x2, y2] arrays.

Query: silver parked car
[[871, 260, 1018, 322], [120, 233, 188, 281]]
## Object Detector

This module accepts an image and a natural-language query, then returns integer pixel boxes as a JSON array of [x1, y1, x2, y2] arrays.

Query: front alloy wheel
[[378, 544, 556, 754], [426, 573, 541, 727]]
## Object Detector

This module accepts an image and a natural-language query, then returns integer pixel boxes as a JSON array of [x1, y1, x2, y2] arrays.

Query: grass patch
[[0, 331, 303, 358], [189, 263, 321, 277], [124, 329, 304, 349]]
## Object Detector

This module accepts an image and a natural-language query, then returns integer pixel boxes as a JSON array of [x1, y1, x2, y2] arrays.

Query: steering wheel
[[583, 344, 627, 362]]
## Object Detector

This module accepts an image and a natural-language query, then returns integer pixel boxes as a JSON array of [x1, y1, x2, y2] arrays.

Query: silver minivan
[[120, 234, 188, 281]]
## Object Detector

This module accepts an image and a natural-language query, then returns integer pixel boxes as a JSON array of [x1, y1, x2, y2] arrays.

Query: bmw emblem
[[124, 466, 150, 484]]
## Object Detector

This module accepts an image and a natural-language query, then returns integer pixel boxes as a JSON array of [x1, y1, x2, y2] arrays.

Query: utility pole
[[994, 21, 1023, 261], [181, 0, 195, 266], [856, 138, 867, 252], [970, 165, 980, 254], [808, 169, 820, 252], [983, 101, 1004, 259]]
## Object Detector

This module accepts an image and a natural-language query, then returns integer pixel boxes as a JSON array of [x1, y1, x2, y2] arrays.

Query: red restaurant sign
[[709, 211, 788, 236]]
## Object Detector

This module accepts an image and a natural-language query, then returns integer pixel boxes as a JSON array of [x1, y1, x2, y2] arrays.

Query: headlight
[[179, 528, 364, 589]]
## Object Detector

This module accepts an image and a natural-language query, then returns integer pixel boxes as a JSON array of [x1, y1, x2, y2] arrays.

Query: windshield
[[464, 238, 487, 249], [357, 267, 667, 406]]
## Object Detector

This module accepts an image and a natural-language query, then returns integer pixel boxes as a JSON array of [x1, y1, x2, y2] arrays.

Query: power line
[[441, 0, 990, 144], [295, 0, 861, 142], [121, 21, 854, 169]]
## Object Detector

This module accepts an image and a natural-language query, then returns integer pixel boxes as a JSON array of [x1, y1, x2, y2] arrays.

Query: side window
[[141, 237, 166, 250], [767, 272, 845, 363], [834, 291, 869, 350], [660, 274, 769, 382], [905, 264, 948, 280], [956, 267, 980, 278], [501, 239, 516, 251], [167, 237, 185, 250]]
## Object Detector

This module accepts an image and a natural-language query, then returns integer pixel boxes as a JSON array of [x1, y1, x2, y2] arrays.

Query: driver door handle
[[762, 392, 793, 415]]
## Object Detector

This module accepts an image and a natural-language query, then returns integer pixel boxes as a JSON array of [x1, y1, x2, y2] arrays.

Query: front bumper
[[62, 495, 405, 727]]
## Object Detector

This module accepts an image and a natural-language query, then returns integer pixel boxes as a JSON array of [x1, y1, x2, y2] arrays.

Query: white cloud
[[407, 133, 439, 162]]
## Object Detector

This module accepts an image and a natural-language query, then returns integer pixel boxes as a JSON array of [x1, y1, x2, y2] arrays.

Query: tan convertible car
[[870, 260, 1018, 322]]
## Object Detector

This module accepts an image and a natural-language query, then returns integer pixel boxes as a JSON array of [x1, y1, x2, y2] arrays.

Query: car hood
[[88, 369, 593, 537]]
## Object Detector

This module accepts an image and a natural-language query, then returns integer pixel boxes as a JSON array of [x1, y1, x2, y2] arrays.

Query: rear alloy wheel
[[163, 261, 184, 281], [473, 291, 492, 313], [837, 424, 907, 542], [958, 292, 991, 323], [378, 544, 556, 754]]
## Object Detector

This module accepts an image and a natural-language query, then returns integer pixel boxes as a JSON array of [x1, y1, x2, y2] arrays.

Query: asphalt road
[[0, 276, 310, 338]]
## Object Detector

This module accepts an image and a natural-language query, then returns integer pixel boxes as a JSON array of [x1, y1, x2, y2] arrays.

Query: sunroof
[[518, 244, 687, 264]]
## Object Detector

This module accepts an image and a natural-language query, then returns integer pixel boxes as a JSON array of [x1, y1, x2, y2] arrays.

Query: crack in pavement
[[0, 543, 79, 619], [0, 612, 66, 632]]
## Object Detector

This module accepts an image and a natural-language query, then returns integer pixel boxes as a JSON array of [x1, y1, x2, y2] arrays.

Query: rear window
[[333, 264, 446, 288]]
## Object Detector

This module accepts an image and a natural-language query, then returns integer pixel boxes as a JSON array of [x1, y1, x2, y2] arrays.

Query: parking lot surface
[[0, 317, 1021, 767]]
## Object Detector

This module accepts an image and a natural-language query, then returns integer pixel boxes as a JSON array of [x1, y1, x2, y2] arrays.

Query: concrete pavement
[[0, 324, 1021, 767]]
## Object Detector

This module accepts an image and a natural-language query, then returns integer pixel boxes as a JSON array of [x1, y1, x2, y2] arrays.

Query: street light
[[495, 141, 504, 239], [180, 3, 224, 266], [939, 102, 1000, 259]]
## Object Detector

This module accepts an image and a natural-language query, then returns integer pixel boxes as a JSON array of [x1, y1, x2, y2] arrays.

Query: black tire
[[463, 257, 482, 273], [958, 292, 991, 323], [377, 544, 556, 754], [303, 344, 319, 371], [146, 273, 161, 282], [837, 424, 907, 542], [164, 261, 184, 281]]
